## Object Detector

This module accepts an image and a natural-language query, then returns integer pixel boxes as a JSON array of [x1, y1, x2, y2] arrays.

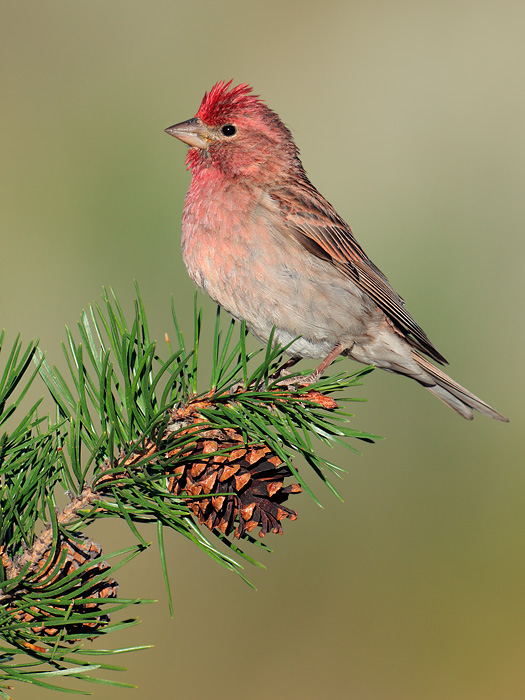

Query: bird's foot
[[273, 373, 312, 389], [275, 345, 346, 389], [228, 358, 303, 395]]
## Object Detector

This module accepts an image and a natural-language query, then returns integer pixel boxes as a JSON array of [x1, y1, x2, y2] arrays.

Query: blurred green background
[[2, 1, 524, 698]]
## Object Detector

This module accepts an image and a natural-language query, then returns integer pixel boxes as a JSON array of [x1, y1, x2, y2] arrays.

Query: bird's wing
[[269, 180, 447, 364]]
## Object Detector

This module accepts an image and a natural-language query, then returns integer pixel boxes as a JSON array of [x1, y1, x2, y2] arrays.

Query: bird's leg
[[306, 344, 347, 383], [277, 344, 347, 388]]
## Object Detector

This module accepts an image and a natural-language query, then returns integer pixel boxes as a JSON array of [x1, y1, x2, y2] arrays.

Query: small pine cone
[[167, 429, 301, 539], [9, 535, 118, 641]]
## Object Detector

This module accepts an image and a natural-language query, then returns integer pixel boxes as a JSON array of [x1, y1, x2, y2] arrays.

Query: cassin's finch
[[165, 81, 507, 421]]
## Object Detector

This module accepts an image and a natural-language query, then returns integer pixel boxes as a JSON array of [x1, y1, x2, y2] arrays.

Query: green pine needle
[[0, 287, 377, 693]]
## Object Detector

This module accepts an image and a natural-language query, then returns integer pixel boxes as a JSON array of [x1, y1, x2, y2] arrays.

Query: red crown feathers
[[196, 80, 264, 125]]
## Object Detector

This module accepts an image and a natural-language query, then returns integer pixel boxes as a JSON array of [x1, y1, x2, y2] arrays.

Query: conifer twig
[[0, 289, 377, 695]]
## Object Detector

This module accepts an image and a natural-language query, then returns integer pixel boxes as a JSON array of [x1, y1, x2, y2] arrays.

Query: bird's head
[[165, 81, 299, 180]]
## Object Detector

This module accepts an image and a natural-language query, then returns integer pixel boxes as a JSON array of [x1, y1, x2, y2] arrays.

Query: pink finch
[[165, 81, 508, 421]]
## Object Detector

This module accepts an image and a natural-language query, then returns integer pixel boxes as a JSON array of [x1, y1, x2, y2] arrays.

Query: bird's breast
[[180, 174, 383, 358], [181, 175, 261, 298]]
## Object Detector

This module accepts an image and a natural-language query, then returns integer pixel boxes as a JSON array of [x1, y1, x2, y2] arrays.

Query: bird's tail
[[411, 351, 508, 422]]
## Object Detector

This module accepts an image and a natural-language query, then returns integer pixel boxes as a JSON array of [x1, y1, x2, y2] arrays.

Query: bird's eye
[[221, 124, 237, 137]]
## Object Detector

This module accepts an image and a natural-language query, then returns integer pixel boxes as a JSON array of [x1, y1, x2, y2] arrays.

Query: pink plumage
[[165, 81, 508, 421]]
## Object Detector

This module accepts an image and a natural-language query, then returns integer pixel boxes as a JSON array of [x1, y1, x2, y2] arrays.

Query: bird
[[165, 80, 508, 421]]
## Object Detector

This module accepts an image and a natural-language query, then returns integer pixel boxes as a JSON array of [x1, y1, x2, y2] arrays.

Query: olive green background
[[2, 1, 524, 698]]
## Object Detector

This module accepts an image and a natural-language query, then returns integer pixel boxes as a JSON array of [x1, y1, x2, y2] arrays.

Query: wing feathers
[[271, 181, 447, 365]]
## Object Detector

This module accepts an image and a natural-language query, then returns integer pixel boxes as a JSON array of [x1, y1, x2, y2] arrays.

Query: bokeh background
[[2, 1, 524, 698]]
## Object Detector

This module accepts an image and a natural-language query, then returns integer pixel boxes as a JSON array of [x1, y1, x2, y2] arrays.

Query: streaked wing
[[270, 179, 447, 364]]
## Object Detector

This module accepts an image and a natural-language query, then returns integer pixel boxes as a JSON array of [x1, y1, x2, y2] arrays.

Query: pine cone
[[8, 535, 117, 642], [167, 428, 302, 539], [99, 386, 336, 539]]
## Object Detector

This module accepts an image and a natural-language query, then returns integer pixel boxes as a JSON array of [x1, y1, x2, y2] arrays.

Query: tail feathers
[[411, 352, 509, 422]]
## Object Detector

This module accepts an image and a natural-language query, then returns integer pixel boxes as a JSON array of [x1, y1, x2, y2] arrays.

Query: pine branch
[[0, 288, 378, 696]]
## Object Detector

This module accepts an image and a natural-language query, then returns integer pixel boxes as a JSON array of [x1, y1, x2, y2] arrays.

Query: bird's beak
[[164, 117, 210, 149]]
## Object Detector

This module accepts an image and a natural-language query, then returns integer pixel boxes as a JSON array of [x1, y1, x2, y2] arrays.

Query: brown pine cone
[[7, 535, 118, 642], [167, 428, 302, 539]]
